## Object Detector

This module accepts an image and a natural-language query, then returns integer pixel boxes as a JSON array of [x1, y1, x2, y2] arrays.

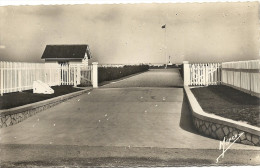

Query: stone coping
[[0, 88, 93, 117], [184, 86, 260, 136]]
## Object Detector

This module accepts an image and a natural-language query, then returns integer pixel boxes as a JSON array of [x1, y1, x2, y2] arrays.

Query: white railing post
[[68, 64, 71, 85], [77, 64, 80, 86], [73, 66, 77, 87], [0, 62, 3, 96], [92, 62, 98, 88], [61, 64, 64, 85], [205, 63, 208, 86], [218, 63, 221, 85], [67, 65, 69, 85], [19, 62, 22, 92], [183, 61, 190, 86]]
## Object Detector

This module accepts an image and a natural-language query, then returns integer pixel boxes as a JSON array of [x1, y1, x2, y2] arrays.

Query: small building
[[41, 44, 92, 67]]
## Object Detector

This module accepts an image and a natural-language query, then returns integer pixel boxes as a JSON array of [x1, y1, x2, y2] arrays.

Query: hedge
[[179, 64, 184, 80], [98, 65, 149, 83]]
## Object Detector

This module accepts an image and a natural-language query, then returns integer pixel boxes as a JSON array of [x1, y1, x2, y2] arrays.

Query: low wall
[[0, 88, 92, 128], [184, 86, 260, 146]]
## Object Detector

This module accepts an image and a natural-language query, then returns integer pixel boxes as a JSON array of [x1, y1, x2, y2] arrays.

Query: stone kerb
[[0, 88, 92, 128], [184, 86, 260, 146]]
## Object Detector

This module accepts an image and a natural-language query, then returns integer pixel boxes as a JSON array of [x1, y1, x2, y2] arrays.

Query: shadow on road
[[179, 90, 200, 135]]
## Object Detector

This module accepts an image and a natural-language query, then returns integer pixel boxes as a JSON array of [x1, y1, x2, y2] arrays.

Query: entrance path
[[101, 69, 183, 88], [0, 69, 258, 149], [0, 69, 259, 166]]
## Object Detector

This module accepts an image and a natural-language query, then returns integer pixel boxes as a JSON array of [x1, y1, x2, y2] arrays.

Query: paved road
[[0, 69, 259, 167], [101, 69, 183, 88]]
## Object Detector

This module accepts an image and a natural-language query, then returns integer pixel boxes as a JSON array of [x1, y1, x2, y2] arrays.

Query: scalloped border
[[0, 88, 92, 128], [184, 86, 260, 146]]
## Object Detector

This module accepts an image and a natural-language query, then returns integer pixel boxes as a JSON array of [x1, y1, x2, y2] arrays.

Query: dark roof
[[41, 45, 91, 60]]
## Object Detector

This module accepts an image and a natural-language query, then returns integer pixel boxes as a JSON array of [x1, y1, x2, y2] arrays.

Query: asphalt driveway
[[101, 69, 183, 88], [0, 68, 259, 166]]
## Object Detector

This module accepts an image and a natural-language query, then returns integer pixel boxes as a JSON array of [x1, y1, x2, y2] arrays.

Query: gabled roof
[[41, 45, 91, 60]]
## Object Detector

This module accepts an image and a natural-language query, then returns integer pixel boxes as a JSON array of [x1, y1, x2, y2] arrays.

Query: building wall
[[81, 54, 89, 66], [44, 60, 58, 64], [44, 56, 89, 67], [69, 57, 88, 67]]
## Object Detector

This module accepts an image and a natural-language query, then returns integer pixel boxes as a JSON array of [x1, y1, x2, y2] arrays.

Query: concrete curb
[[0, 88, 93, 128], [184, 86, 260, 146]]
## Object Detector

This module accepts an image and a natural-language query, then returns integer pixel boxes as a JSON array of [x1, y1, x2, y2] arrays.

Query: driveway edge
[[184, 86, 260, 146], [0, 88, 92, 128]]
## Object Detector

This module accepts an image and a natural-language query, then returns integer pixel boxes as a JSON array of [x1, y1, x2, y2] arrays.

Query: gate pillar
[[92, 62, 98, 88], [183, 61, 190, 86]]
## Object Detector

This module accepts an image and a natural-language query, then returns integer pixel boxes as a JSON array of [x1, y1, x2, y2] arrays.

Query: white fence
[[0, 62, 61, 95], [221, 60, 260, 97], [183, 60, 260, 97], [60, 64, 92, 86], [184, 62, 221, 86], [0, 61, 96, 96]]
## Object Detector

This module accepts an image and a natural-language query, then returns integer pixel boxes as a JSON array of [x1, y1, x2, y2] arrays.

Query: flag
[[161, 24, 166, 29]]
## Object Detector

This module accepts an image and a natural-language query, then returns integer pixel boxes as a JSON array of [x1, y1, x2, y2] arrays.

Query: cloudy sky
[[0, 2, 259, 64]]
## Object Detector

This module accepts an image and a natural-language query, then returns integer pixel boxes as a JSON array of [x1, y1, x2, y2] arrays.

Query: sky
[[0, 2, 259, 64]]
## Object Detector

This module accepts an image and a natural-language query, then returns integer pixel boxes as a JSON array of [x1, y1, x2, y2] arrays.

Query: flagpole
[[161, 24, 167, 68]]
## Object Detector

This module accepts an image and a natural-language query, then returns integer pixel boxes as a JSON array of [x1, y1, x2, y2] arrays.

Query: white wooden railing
[[0, 61, 98, 96], [183, 60, 260, 97], [183, 61, 221, 86], [0, 62, 61, 95], [60, 64, 92, 86], [221, 60, 260, 97]]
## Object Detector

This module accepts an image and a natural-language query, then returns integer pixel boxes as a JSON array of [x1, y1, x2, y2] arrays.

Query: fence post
[[18, 63, 21, 91], [218, 63, 220, 84], [220, 63, 223, 85], [183, 61, 190, 86], [77, 64, 80, 86], [0, 62, 3, 96], [61, 64, 63, 85], [92, 62, 98, 88], [68, 64, 71, 85], [205, 64, 208, 86], [73, 66, 77, 87]]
